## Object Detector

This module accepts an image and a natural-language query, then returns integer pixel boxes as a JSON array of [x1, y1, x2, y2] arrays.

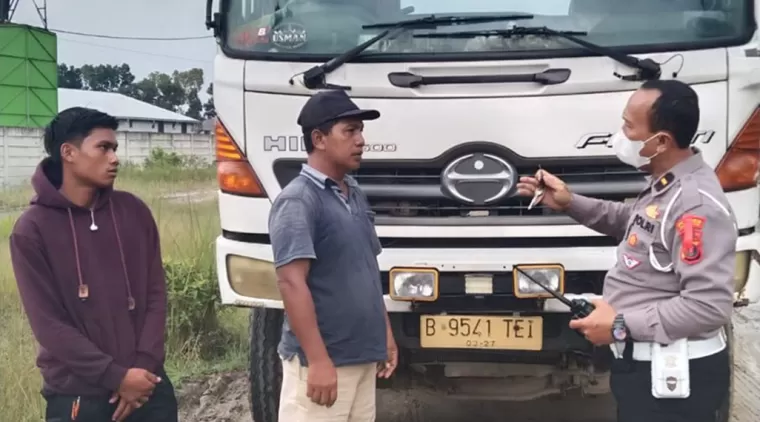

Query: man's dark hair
[[639, 79, 700, 149], [302, 120, 339, 154], [43, 107, 119, 162]]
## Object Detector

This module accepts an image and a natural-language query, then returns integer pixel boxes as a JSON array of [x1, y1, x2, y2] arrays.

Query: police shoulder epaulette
[[653, 172, 675, 193]]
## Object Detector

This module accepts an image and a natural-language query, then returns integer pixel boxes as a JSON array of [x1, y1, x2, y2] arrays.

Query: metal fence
[[0, 126, 215, 186]]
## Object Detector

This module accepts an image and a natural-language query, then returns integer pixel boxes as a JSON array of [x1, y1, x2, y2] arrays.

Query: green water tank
[[0, 23, 58, 128]]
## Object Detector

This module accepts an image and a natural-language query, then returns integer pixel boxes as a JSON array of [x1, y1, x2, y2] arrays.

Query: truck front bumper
[[216, 229, 760, 310]]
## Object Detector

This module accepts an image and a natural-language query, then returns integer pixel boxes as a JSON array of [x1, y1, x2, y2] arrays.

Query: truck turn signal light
[[215, 119, 267, 197], [716, 107, 760, 192]]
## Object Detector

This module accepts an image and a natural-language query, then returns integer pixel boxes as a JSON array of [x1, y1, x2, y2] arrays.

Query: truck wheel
[[716, 322, 733, 422], [248, 307, 284, 422]]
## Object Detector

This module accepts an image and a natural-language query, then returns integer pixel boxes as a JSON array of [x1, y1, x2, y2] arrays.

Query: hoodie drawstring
[[89, 192, 99, 232], [109, 200, 135, 311], [67, 200, 135, 311], [89, 208, 98, 231], [68, 209, 89, 302]]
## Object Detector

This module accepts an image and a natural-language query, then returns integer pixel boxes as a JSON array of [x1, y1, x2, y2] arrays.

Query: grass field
[[0, 151, 249, 421]]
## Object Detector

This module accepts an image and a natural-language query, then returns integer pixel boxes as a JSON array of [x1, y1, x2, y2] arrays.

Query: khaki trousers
[[278, 356, 377, 422]]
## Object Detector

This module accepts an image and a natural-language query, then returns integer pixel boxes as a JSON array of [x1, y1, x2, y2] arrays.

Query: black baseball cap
[[297, 90, 380, 129]]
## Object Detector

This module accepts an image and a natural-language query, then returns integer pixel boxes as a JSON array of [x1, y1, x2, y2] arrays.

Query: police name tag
[[651, 338, 690, 399]]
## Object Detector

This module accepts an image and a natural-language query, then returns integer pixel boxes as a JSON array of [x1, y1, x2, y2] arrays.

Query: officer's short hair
[[639, 79, 700, 149]]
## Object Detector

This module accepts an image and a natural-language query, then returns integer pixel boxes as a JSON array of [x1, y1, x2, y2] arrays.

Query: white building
[[58, 88, 201, 134]]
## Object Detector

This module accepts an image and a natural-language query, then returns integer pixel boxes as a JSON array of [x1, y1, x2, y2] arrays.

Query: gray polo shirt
[[268, 164, 388, 367]]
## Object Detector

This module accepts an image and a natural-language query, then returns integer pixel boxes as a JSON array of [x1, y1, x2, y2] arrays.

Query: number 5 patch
[[675, 214, 705, 264]]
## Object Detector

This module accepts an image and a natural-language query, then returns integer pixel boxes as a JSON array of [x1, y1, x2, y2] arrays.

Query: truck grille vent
[[272, 155, 646, 226]]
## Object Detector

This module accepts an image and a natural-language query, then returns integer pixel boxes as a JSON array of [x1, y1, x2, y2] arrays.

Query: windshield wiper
[[414, 26, 661, 81], [296, 13, 535, 90]]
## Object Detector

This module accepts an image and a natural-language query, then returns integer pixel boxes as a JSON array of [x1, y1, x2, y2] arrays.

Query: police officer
[[516, 79, 737, 422]]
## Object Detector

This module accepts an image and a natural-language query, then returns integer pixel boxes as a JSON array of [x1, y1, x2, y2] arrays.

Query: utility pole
[[32, 0, 47, 29], [0, 0, 48, 28], [0, 0, 14, 23]]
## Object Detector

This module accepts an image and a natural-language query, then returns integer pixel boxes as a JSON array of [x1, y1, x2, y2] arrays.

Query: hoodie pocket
[[75, 303, 104, 342], [66, 280, 105, 341]]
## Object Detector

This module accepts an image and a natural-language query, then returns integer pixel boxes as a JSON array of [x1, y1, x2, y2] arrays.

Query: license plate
[[420, 315, 543, 351]]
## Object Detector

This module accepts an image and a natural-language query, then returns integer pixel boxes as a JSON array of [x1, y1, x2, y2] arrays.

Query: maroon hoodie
[[9, 158, 167, 397]]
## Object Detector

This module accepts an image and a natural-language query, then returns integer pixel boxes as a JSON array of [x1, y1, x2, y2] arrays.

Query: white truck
[[205, 1, 760, 421]]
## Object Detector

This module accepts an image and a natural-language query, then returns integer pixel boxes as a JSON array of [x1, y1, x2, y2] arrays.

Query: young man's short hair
[[43, 107, 119, 161]]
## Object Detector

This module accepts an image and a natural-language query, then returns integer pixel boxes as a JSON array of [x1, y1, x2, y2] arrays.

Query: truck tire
[[248, 307, 284, 422], [716, 322, 733, 422]]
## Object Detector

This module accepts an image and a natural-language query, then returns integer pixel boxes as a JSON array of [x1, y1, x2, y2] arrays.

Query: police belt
[[609, 329, 726, 361]]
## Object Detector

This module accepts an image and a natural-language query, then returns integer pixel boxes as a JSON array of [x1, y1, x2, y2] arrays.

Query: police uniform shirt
[[566, 150, 738, 345]]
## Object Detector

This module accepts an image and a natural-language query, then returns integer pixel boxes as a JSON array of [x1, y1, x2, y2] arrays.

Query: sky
[[9, 0, 574, 82], [11, 0, 219, 97], [9, 0, 573, 102]]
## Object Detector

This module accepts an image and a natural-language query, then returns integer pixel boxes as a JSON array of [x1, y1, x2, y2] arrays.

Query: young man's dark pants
[[43, 369, 178, 422]]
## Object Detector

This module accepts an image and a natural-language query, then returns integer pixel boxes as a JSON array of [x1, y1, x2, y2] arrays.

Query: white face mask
[[610, 131, 661, 169]]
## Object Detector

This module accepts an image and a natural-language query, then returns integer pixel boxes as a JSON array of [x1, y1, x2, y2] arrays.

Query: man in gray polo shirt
[[268, 90, 398, 421]]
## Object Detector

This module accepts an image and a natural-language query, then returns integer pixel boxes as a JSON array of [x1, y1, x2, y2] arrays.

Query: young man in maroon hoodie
[[9, 107, 178, 422]]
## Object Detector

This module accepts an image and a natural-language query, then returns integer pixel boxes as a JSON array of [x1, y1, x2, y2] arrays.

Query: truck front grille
[[272, 148, 646, 226]]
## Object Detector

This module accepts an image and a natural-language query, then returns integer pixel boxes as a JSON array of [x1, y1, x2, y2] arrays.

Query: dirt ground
[[177, 304, 760, 422]]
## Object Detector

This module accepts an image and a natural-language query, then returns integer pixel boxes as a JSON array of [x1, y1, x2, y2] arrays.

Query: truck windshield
[[223, 0, 753, 60]]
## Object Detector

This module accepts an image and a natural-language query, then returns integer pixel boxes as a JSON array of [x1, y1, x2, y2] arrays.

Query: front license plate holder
[[419, 314, 543, 351]]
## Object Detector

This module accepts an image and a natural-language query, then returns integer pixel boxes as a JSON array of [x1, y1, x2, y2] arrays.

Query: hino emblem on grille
[[440, 153, 517, 205]]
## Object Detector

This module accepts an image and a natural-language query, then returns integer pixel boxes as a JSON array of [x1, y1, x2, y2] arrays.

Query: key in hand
[[527, 166, 545, 210]]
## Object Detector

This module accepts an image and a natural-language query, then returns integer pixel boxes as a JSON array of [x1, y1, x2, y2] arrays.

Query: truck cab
[[206, 1, 760, 421]]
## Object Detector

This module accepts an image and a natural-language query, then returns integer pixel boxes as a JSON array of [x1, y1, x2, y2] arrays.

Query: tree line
[[57, 63, 216, 121]]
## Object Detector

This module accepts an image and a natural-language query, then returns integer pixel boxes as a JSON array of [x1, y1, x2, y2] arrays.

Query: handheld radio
[[513, 267, 596, 319]]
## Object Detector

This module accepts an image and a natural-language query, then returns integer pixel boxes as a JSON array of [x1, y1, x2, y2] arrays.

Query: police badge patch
[[675, 214, 706, 265], [645, 204, 660, 219], [622, 254, 641, 269], [627, 233, 638, 246]]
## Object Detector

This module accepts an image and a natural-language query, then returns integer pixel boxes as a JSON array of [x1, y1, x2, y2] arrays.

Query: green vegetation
[[0, 148, 248, 422]]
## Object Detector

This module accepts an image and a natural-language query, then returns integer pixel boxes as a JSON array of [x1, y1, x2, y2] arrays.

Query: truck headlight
[[226, 255, 281, 300], [512, 264, 565, 299], [389, 267, 439, 302]]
